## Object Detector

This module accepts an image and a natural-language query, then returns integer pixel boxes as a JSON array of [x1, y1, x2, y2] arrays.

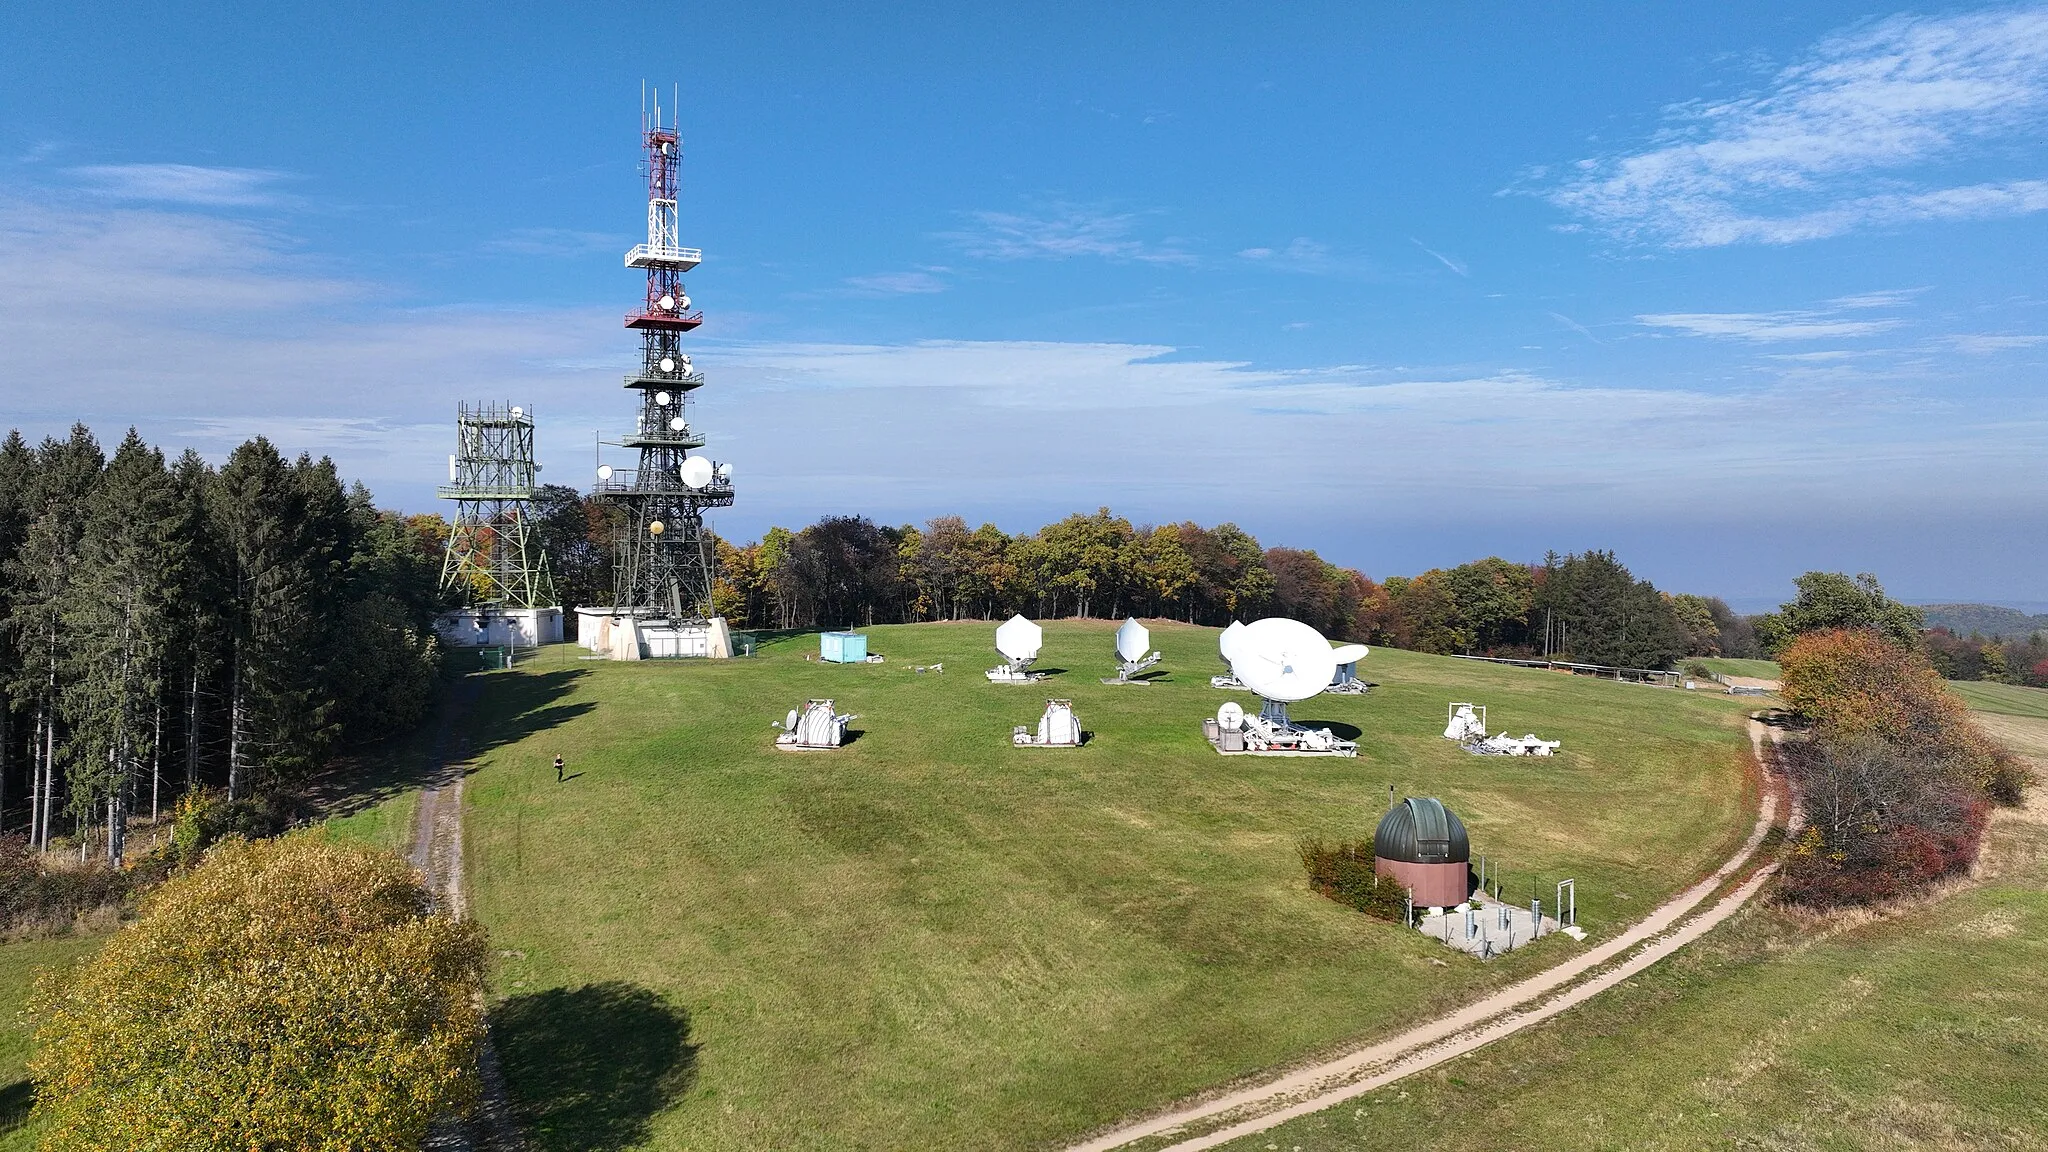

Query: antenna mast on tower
[[594, 90, 733, 621]]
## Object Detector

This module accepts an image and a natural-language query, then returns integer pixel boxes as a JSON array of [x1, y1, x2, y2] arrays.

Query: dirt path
[[414, 681, 526, 1152], [1065, 720, 1787, 1152]]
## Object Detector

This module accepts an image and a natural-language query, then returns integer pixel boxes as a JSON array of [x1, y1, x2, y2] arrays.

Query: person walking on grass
[[554, 755, 565, 783]]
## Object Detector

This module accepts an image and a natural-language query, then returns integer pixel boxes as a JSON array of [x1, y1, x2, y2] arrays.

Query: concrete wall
[[435, 607, 563, 648]]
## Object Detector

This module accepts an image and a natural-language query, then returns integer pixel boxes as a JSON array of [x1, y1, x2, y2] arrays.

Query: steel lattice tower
[[437, 402, 558, 609], [595, 98, 733, 621]]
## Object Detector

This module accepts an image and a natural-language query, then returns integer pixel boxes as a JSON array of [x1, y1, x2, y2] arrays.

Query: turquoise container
[[820, 631, 868, 663]]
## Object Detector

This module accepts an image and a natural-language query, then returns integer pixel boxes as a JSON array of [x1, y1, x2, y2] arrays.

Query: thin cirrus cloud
[[1637, 293, 1914, 341], [1549, 6, 2048, 247], [839, 270, 951, 296], [66, 162, 290, 207], [938, 205, 1196, 265]]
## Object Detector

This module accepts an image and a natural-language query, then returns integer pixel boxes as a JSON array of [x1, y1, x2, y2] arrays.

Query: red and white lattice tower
[[594, 93, 734, 620]]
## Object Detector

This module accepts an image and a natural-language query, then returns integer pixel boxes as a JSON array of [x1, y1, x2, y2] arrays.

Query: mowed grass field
[[458, 620, 1758, 1150], [1218, 709, 2048, 1152]]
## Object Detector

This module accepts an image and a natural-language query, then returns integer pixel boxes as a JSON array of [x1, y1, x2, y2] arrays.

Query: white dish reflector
[[1216, 700, 1244, 730], [1219, 620, 1248, 663], [597, 465, 613, 481], [1229, 617, 1340, 703], [660, 357, 676, 373], [1331, 643, 1370, 665], [995, 615, 1042, 662], [679, 456, 714, 489], [655, 391, 672, 406], [1115, 617, 1150, 663]]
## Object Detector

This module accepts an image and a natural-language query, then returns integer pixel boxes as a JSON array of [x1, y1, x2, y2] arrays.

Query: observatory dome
[[1373, 797, 1470, 865]]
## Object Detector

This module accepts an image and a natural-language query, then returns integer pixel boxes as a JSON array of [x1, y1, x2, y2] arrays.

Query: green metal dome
[[1373, 797, 1470, 864]]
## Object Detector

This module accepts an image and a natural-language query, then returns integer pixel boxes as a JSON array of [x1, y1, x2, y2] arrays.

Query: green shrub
[[1298, 838, 1410, 921]]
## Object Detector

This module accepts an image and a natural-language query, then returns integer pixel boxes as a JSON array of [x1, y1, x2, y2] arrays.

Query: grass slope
[[1949, 680, 2048, 721], [1216, 709, 2048, 1150], [1692, 657, 1782, 680], [0, 934, 106, 1148], [458, 621, 1755, 1150]]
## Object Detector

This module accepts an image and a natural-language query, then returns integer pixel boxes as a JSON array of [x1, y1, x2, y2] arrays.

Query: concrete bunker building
[[1373, 796, 1472, 908]]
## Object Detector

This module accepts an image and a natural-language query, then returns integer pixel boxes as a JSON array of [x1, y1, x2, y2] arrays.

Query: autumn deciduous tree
[[29, 835, 486, 1151]]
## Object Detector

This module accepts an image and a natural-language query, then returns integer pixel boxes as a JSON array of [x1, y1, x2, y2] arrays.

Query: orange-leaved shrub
[[1775, 629, 2030, 907], [28, 834, 486, 1151]]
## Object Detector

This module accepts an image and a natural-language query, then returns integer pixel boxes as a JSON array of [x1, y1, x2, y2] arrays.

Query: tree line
[[523, 491, 1733, 669], [0, 425, 445, 862]]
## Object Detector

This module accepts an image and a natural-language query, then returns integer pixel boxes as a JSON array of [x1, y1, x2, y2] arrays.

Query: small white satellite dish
[[784, 708, 799, 731], [510, 405, 523, 417], [677, 294, 691, 309], [1217, 700, 1244, 730], [1331, 643, 1370, 665], [660, 357, 676, 373], [659, 294, 676, 311], [679, 455, 714, 489], [1115, 617, 1150, 663], [1219, 620, 1248, 663], [669, 416, 687, 432], [597, 464, 613, 480], [715, 462, 732, 480], [678, 355, 692, 371], [655, 391, 672, 406], [1231, 618, 1341, 704], [995, 614, 1043, 662], [447, 454, 457, 482]]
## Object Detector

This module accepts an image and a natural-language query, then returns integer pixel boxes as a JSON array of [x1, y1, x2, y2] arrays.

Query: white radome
[[1229, 618, 1340, 703], [660, 357, 676, 373], [655, 391, 672, 406], [669, 416, 686, 432], [659, 294, 676, 310], [679, 455, 714, 489], [995, 614, 1043, 662], [597, 465, 613, 481]]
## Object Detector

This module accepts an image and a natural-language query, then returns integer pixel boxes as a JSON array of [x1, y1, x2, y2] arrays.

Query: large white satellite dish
[[679, 456, 714, 489], [1219, 620, 1248, 664], [1115, 618, 1150, 663], [1331, 643, 1370, 665], [995, 614, 1042, 662], [1230, 618, 1340, 704]]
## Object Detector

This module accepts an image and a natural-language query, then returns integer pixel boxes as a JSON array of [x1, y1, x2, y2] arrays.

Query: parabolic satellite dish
[[716, 462, 732, 480], [1217, 700, 1244, 730], [995, 614, 1043, 662], [597, 465, 613, 481], [679, 456, 714, 488], [1115, 617, 1150, 663], [669, 416, 687, 432], [1230, 618, 1340, 703], [511, 406, 523, 417], [1331, 643, 1370, 665], [1219, 620, 1248, 664], [679, 355, 692, 372], [659, 294, 676, 310], [660, 357, 676, 373], [655, 391, 672, 406], [678, 294, 691, 309]]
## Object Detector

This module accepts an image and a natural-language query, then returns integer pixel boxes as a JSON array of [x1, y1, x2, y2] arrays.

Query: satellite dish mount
[[986, 615, 1048, 683], [1103, 617, 1163, 685]]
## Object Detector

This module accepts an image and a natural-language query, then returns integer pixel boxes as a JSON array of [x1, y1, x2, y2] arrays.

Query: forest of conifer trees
[[0, 425, 444, 862]]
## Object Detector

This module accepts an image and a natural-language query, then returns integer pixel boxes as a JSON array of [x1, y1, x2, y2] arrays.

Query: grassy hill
[[1218, 708, 2048, 1152], [456, 620, 1757, 1150]]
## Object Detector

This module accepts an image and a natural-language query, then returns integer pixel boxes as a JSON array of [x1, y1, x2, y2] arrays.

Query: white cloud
[[1638, 311, 1903, 341], [1551, 7, 2048, 246], [484, 228, 621, 258], [939, 205, 1195, 265], [2, 188, 2042, 536], [67, 163, 289, 207], [1948, 333, 2048, 354], [840, 270, 950, 296]]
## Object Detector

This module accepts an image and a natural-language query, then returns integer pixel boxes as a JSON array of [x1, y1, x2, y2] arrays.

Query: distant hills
[[1918, 603, 2048, 638]]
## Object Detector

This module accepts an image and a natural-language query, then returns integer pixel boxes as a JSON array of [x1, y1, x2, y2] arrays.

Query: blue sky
[[2, 1, 2044, 608]]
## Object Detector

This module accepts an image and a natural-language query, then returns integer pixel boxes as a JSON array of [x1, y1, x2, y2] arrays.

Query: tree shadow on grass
[[492, 982, 696, 1152], [309, 669, 591, 822], [0, 1079, 32, 1134]]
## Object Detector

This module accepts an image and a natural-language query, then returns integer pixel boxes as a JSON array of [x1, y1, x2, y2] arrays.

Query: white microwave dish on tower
[[987, 614, 1047, 683], [679, 455, 714, 489]]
